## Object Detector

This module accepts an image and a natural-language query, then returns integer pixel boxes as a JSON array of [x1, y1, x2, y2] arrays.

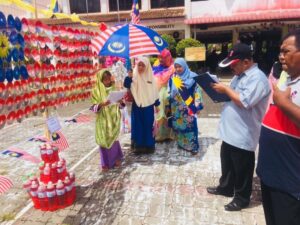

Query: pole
[[117, 0, 120, 23], [33, 0, 50, 139], [86, 0, 89, 14], [34, 0, 38, 19]]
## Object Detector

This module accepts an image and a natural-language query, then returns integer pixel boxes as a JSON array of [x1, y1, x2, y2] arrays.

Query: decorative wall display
[[0, 11, 100, 129]]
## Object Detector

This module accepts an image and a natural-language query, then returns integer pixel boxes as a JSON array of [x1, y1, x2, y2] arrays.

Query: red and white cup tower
[[23, 143, 76, 211]]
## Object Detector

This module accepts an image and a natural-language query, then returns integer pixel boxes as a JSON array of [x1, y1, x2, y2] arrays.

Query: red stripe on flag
[[0, 176, 13, 194], [75, 114, 91, 123]]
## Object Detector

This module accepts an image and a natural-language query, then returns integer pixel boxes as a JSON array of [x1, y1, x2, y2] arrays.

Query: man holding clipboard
[[206, 43, 271, 211]]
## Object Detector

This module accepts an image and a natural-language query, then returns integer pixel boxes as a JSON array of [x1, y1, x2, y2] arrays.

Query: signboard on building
[[185, 47, 206, 61]]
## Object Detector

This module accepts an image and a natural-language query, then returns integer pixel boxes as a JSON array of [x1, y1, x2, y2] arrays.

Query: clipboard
[[193, 72, 230, 103]]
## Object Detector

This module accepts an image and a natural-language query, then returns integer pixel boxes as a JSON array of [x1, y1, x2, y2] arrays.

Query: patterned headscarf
[[159, 49, 173, 67]]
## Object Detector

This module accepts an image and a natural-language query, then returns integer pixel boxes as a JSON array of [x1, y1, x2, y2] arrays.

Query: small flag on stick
[[51, 131, 69, 152], [131, 0, 140, 24]]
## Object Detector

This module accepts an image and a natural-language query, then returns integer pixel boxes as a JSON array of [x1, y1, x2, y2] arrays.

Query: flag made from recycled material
[[51, 131, 69, 152], [131, 0, 140, 24], [0, 176, 13, 194]]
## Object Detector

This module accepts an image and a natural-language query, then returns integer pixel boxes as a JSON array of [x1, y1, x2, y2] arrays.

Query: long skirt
[[99, 141, 123, 169]]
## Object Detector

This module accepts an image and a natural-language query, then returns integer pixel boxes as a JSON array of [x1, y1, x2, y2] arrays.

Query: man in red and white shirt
[[257, 30, 300, 225]]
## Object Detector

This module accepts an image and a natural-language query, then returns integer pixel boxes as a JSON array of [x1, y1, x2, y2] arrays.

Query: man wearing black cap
[[207, 43, 271, 211]]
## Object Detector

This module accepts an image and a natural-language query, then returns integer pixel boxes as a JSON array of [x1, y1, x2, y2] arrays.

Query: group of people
[[91, 48, 204, 164], [90, 29, 300, 225], [207, 30, 300, 225]]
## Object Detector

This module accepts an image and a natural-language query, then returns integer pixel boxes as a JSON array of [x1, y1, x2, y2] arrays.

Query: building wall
[[187, 0, 300, 18]]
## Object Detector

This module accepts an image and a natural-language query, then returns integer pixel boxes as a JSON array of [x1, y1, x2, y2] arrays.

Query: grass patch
[[1, 213, 15, 221]]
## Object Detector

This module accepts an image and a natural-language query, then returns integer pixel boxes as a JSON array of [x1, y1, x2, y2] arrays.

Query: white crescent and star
[[108, 42, 126, 53], [154, 36, 164, 47]]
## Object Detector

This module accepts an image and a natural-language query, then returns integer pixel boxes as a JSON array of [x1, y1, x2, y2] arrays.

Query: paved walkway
[[0, 101, 266, 225]]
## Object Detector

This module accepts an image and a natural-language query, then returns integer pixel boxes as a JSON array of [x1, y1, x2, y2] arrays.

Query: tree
[[161, 34, 176, 56], [176, 38, 203, 57]]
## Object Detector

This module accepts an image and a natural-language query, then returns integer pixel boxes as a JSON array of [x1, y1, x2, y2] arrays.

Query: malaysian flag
[[90, 25, 122, 54], [131, 0, 140, 24], [0, 176, 13, 194], [1, 147, 41, 164], [51, 131, 69, 152], [75, 114, 91, 123]]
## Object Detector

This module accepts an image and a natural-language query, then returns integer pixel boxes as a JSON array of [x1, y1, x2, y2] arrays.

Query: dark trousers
[[218, 141, 255, 204], [261, 182, 300, 225]]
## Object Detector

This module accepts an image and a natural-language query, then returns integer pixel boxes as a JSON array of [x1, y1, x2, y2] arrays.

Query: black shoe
[[145, 147, 155, 154], [224, 200, 249, 211], [133, 147, 144, 155], [191, 151, 198, 156], [206, 187, 234, 197]]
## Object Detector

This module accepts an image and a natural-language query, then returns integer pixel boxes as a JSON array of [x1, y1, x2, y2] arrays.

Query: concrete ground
[[0, 88, 266, 225]]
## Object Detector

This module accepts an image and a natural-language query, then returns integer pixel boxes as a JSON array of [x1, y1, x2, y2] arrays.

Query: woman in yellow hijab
[[91, 69, 123, 170]]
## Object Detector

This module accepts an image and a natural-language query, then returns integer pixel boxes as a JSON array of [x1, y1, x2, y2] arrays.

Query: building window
[[109, 0, 142, 11], [151, 0, 184, 8], [70, 0, 100, 14]]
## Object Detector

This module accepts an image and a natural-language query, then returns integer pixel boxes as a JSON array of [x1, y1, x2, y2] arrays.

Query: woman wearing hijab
[[152, 49, 175, 142], [91, 69, 124, 171], [124, 57, 160, 154], [168, 58, 203, 155]]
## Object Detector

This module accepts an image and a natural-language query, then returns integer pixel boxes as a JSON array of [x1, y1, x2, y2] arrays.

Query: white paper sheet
[[107, 90, 127, 103]]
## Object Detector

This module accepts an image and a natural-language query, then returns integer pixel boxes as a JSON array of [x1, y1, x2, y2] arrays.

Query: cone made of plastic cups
[[16, 109, 24, 123], [5, 96, 15, 112], [0, 83, 7, 99], [0, 114, 6, 129], [31, 104, 39, 116], [14, 95, 22, 109], [24, 105, 32, 118], [39, 101, 48, 113], [6, 110, 16, 125], [33, 77, 42, 89]]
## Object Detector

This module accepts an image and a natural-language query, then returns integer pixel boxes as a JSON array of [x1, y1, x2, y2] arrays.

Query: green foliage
[[1, 213, 15, 222], [161, 34, 176, 56], [176, 38, 203, 72], [149, 56, 157, 66], [176, 38, 203, 57]]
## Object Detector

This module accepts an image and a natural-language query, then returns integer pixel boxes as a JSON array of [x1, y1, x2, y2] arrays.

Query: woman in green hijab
[[91, 69, 123, 171]]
